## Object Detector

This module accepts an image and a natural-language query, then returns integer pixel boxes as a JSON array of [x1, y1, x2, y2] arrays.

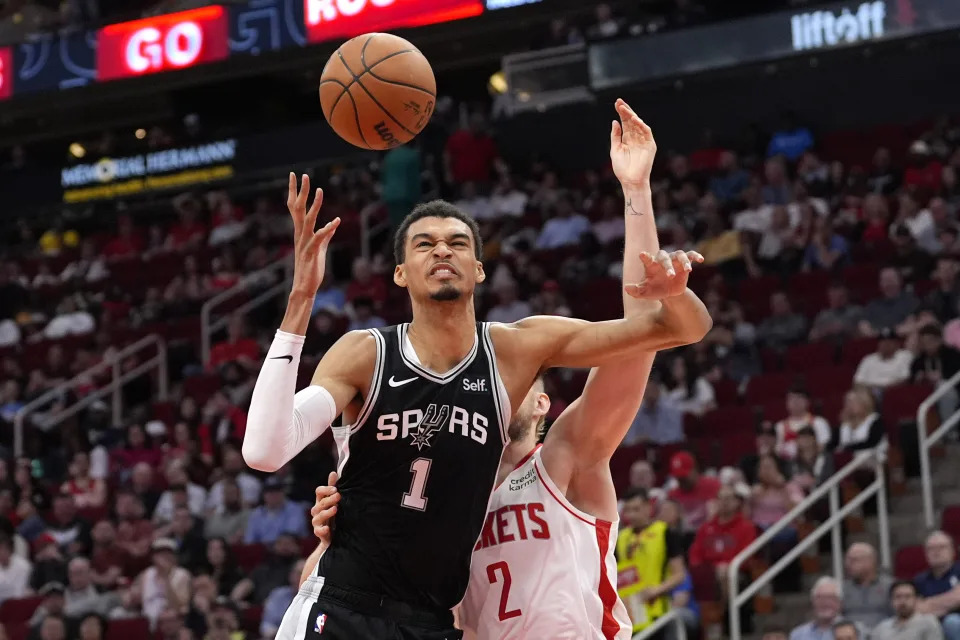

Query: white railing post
[[876, 457, 892, 571], [829, 485, 843, 582], [630, 607, 687, 640], [917, 370, 960, 528]]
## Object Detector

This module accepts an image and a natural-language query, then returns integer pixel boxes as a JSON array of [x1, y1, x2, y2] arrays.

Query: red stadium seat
[[894, 545, 927, 580], [942, 505, 960, 541], [0, 596, 44, 623], [610, 444, 647, 494], [231, 543, 266, 572], [784, 342, 837, 372], [805, 365, 857, 399], [242, 605, 264, 634], [702, 406, 756, 436], [183, 374, 222, 405], [712, 378, 740, 406], [745, 372, 800, 406], [5, 621, 27, 640], [841, 338, 879, 366], [105, 617, 149, 640], [883, 383, 933, 425]]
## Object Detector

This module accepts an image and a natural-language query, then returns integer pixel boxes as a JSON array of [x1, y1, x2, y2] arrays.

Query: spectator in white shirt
[[535, 196, 590, 250], [0, 534, 31, 604], [489, 176, 528, 219], [152, 462, 207, 523], [854, 329, 913, 392], [205, 447, 262, 512], [591, 195, 626, 245], [454, 182, 496, 221], [486, 280, 532, 324], [43, 298, 95, 339], [775, 387, 833, 460], [662, 355, 716, 416], [60, 241, 109, 285], [0, 318, 20, 347], [836, 388, 886, 453], [897, 192, 937, 254]]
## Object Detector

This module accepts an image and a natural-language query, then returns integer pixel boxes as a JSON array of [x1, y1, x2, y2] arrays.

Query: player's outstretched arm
[[545, 100, 667, 464], [242, 174, 366, 472]]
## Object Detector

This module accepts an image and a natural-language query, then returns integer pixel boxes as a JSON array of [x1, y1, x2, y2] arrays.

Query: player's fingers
[[687, 250, 705, 263], [287, 173, 301, 222], [306, 188, 324, 226], [314, 217, 341, 243], [316, 525, 332, 544], [639, 251, 657, 267], [610, 120, 622, 147], [297, 174, 311, 211], [327, 471, 339, 486], [673, 250, 693, 273], [314, 484, 336, 498], [624, 283, 645, 299], [656, 249, 675, 277]]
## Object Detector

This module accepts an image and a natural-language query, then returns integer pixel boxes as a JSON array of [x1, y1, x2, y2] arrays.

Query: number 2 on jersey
[[486, 561, 522, 621], [402, 457, 432, 511]]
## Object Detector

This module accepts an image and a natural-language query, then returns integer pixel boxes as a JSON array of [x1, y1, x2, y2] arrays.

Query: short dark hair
[[832, 620, 859, 638], [393, 200, 483, 264], [890, 580, 917, 597], [623, 488, 649, 503]]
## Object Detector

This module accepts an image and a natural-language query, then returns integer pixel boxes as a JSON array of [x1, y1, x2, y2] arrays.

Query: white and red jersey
[[459, 446, 632, 640]]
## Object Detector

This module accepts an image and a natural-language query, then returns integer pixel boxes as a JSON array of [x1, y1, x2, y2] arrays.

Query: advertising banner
[[304, 0, 483, 43]]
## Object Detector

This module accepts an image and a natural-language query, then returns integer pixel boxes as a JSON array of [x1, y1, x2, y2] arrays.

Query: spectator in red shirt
[[102, 216, 143, 259], [667, 451, 722, 534], [688, 484, 757, 594], [88, 520, 131, 589], [166, 198, 207, 251], [444, 112, 499, 185], [345, 257, 387, 310], [208, 315, 260, 372], [904, 141, 943, 193]]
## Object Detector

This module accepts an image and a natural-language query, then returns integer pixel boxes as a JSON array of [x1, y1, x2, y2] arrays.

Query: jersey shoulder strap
[[345, 326, 388, 432]]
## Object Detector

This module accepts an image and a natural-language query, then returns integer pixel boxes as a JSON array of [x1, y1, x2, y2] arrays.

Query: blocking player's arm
[[241, 329, 374, 472]]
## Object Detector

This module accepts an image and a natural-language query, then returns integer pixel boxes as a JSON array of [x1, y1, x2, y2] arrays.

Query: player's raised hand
[[288, 173, 341, 295], [311, 471, 340, 548], [610, 98, 656, 190], [625, 250, 705, 300]]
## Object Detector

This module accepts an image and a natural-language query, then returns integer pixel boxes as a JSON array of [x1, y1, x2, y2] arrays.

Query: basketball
[[319, 33, 437, 151]]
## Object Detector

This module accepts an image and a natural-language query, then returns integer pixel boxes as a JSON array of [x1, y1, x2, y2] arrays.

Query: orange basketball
[[319, 32, 436, 151]]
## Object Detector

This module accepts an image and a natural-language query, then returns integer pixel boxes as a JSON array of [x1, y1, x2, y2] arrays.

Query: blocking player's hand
[[287, 172, 340, 295], [610, 98, 656, 190], [624, 250, 705, 300], [311, 471, 340, 549]]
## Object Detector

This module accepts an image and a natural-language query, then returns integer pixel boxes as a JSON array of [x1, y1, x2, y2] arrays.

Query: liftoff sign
[[304, 0, 483, 43], [97, 6, 229, 81]]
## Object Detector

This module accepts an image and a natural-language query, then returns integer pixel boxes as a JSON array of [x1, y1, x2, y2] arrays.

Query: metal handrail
[[13, 334, 167, 456], [728, 450, 890, 640], [200, 257, 292, 367], [917, 370, 960, 528], [631, 606, 688, 640]]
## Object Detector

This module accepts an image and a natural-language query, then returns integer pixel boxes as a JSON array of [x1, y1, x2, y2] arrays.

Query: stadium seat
[[883, 383, 933, 425], [805, 365, 857, 399], [895, 545, 927, 580], [105, 617, 149, 640], [712, 378, 740, 406], [0, 596, 44, 623], [242, 605, 264, 634], [784, 342, 837, 372], [183, 374, 223, 405], [4, 621, 27, 640], [231, 543, 266, 572], [942, 505, 960, 540], [702, 406, 756, 435], [745, 372, 801, 405], [840, 338, 879, 365], [610, 444, 646, 494]]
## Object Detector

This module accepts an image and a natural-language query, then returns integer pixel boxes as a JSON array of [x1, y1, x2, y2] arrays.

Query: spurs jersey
[[460, 446, 632, 640], [316, 322, 510, 611]]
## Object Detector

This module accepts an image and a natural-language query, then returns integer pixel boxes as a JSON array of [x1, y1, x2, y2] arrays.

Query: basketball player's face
[[395, 217, 484, 303]]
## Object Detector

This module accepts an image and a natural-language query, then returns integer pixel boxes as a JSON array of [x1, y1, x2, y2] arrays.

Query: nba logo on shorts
[[314, 613, 327, 633]]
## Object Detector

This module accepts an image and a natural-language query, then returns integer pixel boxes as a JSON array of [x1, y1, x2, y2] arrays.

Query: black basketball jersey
[[317, 322, 510, 611]]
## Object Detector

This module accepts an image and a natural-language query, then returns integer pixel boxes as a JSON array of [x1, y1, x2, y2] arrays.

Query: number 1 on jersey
[[402, 457, 432, 511], [486, 561, 522, 621]]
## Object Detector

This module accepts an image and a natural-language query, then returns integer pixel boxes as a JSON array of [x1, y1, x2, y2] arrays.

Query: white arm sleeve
[[242, 330, 337, 471]]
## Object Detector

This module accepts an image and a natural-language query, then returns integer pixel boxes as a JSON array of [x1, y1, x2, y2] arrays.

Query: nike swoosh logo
[[270, 355, 293, 363], [388, 376, 417, 387]]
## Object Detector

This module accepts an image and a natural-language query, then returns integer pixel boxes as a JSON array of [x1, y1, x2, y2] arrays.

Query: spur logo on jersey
[[474, 503, 551, 550], [376, 403, 488, 448]]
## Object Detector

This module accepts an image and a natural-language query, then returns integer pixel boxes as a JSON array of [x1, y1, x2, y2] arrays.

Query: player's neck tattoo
[[625, 198, 643, 216]]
